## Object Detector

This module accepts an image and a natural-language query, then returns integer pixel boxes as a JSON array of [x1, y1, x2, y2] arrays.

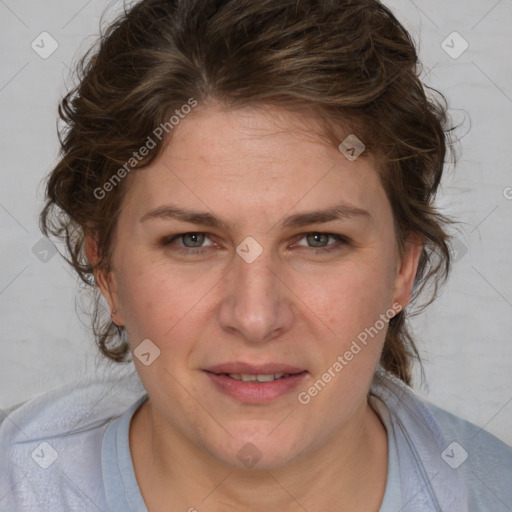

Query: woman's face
[[96, 105, 420, 469]]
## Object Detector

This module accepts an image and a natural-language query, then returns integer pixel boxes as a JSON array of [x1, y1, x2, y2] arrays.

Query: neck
[[130, 399, 388, 512]]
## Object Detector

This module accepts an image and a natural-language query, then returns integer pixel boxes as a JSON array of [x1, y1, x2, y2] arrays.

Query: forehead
[[122, 105, 388, 225], [164, 105, 337, 173]]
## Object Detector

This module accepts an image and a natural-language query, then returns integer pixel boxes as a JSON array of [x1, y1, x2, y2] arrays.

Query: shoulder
[[427, 400, 512, 462], [0, 368, 146, 511], [425, 401, 512, 510], [371, 370, 512, 510]]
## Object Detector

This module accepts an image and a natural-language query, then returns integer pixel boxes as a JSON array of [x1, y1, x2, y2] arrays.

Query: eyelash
[[161, 232, 350, 255]]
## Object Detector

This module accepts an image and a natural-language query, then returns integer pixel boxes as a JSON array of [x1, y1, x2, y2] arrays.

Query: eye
[[161, 231, 349, 256], [162, 232, 214, 252], [294, 232, 349, 252]]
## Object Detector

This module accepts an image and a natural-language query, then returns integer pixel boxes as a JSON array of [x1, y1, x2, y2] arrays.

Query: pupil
[[183, 233, 204, 247], [307, 233, 328, 247]]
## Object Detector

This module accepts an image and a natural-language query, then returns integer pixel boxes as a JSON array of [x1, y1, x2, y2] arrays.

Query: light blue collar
[[370, 369, 470, 511]]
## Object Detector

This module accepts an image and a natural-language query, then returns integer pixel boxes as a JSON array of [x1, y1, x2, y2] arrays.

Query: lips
[[204, 362, 306, 375], [202, 362, 308, 402], [203, 365, 308, 403]]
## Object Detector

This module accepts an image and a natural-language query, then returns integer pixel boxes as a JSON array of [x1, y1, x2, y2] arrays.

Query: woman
[[1, 0, 511, 510]]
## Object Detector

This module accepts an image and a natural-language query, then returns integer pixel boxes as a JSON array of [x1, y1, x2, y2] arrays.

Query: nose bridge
[[218, 246, 293, 342], [233, 247, 279, 314]]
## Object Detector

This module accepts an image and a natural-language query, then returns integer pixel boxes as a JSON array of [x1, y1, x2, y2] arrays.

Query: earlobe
[[84, 234, 124, 326], [96, 270, 123, 326], [392, 232, 424, 311], [84, 234, 100, 268]]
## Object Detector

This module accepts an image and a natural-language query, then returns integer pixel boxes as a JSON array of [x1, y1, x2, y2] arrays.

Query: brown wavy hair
[[40, 0, 454, 385]]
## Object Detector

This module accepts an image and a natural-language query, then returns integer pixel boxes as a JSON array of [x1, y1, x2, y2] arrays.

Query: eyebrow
[[140, 203, 372, 229]]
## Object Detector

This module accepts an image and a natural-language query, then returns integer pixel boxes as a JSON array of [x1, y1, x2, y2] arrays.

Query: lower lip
[[204, 371, 308, 403]]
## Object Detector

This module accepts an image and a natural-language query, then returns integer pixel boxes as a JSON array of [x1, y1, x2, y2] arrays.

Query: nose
[[217, 246, 295, 344]]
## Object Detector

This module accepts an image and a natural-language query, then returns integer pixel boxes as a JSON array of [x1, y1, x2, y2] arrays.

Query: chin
[[208, 430, 305, 471]]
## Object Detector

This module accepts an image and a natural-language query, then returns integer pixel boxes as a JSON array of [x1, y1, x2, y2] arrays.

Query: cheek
[[292, 256, 398, 388], [114, 257, 220, 342], [303, 260, 396, 333]]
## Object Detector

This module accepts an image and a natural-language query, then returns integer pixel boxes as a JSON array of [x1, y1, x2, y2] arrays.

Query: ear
[[392, 231, 424, 311], [85, 234, 124, 326]]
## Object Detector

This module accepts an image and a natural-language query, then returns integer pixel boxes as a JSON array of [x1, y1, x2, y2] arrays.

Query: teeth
[[227, 372, 288, 382]]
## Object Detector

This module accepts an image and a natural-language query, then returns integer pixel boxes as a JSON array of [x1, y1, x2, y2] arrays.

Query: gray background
[[1, 0, 511, 444]]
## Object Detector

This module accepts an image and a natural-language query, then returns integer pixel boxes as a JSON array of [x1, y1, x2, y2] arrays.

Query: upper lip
[[204, 362, 307, 375]]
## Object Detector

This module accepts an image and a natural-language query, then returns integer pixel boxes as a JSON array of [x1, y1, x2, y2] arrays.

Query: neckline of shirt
[[101, 392, 402, 512]]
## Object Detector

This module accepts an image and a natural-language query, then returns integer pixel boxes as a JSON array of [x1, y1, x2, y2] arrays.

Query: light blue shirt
[[1, 368, 511, 511]]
